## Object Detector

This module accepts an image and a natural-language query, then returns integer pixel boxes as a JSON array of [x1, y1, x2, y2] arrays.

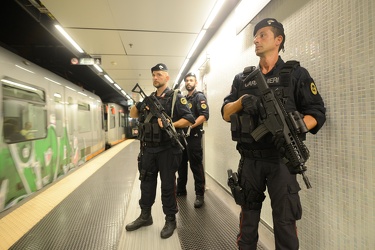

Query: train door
[[0, 78, 48, 210], [50, 84, 70, 179], [107, 104, 116, 146], [88, 99, 105, 160], [65, 88, 80, 167], [118, 106, 126, 140]]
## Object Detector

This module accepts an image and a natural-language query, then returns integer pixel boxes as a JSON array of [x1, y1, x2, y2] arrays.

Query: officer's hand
[[136, 101, 146, 111], [158, 118, 170, 128], [272, 131, 286, 155], [241, 94, 264, 116]]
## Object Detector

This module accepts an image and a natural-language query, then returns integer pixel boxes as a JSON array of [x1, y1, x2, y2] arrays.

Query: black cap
[[184, 72, 196, 81], [253, 18, 285, 51], [151, 63, 168, 72]]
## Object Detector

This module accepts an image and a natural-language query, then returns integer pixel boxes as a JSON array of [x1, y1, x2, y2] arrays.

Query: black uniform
[[177, 90, 209, 196], [138, 87, 195, 216], [221, 57, 326, 250]]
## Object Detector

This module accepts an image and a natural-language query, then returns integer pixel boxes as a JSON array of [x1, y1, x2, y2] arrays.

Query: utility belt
[[238, 148, 279, 159]]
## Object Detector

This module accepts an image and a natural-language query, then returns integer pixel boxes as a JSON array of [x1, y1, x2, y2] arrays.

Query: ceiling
[[1, 0, 240, 107]]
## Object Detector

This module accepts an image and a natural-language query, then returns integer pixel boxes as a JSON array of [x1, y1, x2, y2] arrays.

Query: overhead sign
[[71, 57, 101, 65]]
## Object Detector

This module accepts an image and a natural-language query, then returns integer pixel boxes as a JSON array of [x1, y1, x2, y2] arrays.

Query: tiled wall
[[189, 0, 374, 249]]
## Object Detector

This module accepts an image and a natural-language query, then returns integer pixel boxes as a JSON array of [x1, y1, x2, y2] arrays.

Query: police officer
[[126, 63, 195, 239], [176, 72, 209, 208], [221, 18, 326, 249]]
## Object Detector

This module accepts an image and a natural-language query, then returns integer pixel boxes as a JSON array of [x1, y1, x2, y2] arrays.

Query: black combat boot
[[194, 195, 204, 208], [125, 207, 153, 231], [160, 214, 176, 239]]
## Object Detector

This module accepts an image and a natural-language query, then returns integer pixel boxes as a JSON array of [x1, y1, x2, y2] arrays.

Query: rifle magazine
[[251, 123, 269, 141]]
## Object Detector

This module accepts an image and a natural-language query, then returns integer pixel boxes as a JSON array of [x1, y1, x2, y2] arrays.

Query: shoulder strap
[[170, 89, 179, 118], [279, 60, 300, 87], [277, 60, 300, 103], [243, 66, 256, 75]]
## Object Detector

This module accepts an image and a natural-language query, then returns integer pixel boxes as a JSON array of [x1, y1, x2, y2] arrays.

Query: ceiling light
[[203, 0, 225, 29], [104, 74, 114, 83], [174, 59, 190, 86], [114, 83, 121, 90], [55, 25, 84, 53], [93, 64, 103, 73], [187, 30, 206, 59]]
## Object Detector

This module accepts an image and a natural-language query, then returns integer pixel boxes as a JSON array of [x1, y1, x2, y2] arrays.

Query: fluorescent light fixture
[[55, 25, 84, 53], [174, 58, 190, 85], [121, 90, 126, 95], [78, 91, 87, 96], [104, 74, 114, 83], [235, 0, 271, 34], [203, 0, 225, 29], [1, 79, 37, 91], [114, 83, 121, 90], [187, 30, 206, 59], [93, 64, 103, 73], [15, 64, 35, 74]]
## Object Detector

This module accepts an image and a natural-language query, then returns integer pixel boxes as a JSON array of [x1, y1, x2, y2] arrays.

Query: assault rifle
[[244, 68, 312, 189], [132, 83, 185, 151]]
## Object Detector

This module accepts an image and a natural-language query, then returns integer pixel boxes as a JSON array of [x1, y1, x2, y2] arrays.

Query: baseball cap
[[253, 18, 285, 51], [184, 72, 196, 81], [151, 63, 168, 72]]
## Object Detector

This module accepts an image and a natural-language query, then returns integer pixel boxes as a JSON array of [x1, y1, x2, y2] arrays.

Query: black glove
[[272, 131, 286, 155], [241, 94, 262, 115], [135, 101, 146, 111]]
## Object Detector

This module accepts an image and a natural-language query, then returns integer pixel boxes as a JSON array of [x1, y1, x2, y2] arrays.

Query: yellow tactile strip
[[0, 140, 133, 250]]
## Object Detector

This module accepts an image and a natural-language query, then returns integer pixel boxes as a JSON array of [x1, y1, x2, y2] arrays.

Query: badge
[[181, 97, 187, 105], [310, 82, 318, 95], [201, 104, 207, 109], [188, 103, 192, 109]]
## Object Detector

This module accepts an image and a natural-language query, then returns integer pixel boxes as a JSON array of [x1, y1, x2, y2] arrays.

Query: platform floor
[[0, 140, 273, 250]]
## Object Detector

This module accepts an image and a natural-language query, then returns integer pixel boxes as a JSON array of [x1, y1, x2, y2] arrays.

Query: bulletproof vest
[[138, 90, 174, 143], [231, 61, 300, 144]]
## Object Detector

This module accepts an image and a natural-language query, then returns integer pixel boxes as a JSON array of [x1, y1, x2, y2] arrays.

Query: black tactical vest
[[231, 61, 300, 145], [138, 90, 174, 143]]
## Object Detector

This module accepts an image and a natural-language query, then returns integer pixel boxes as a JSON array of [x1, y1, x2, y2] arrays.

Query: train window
[[2, 79, 47, 143], [1, 78, 45, 102], [119, 112, 125, 127], [78, 102, 91, 133], [78, 102, 90, 111], [110, 115, 115, 129]]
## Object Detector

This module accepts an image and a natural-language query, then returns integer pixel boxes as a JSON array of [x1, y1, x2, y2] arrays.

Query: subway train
[[103, 102, 126, 149], [0, 45, 130, 213]]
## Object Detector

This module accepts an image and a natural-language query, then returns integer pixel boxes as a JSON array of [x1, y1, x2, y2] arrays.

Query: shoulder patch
[[180, 97, 187, 105], [201, 103, 207, 109], [310, 82, 318, 95]]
